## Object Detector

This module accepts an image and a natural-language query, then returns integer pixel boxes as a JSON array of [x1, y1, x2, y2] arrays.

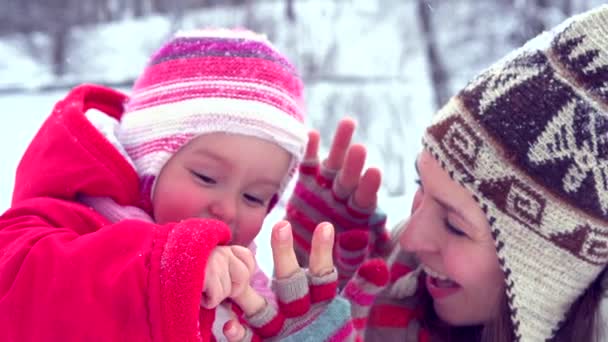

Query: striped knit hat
[[117, 28, 308, 210], [422, 5, 608, 341]]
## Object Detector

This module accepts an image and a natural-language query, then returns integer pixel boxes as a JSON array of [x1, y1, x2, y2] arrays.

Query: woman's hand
[[223, 219, 390, 341], [286, 117, 391, 287]]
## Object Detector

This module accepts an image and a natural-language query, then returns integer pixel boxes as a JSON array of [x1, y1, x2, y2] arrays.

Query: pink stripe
[[291, 226, 312, 252], [343, 281, 376, 306], [346, 204, 371, 220], [294, 183, 367, 231], [327, 322, 355, 342], [129, 87, 301, 120], [286, 204, 318, 233], [133, 57, 302, 101], [125, 134, 193, 160], [130, 76, 286, 103]]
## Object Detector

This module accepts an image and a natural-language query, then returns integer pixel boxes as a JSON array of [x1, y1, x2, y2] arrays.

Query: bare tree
[[417, 0, 449, 109], [560, 0, 572, 16], [512, 0, 550, 45], [286, 0, 296, 22]]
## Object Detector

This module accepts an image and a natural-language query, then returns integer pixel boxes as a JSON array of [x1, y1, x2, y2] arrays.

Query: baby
[[0, 28, 307, 341]]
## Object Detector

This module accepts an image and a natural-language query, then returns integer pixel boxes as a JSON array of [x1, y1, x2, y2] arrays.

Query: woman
[[365, 4, 608, 342], [225, 4, 608, 341]]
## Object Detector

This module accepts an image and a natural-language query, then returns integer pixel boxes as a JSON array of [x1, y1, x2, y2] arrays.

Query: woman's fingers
[[309, 223, 335, 276], [351, 167, 382, 209], [324, 118, 356, 171], [271, 221, 300, 279], [333, 143, 366, 199], [304, 130, 321, 162]]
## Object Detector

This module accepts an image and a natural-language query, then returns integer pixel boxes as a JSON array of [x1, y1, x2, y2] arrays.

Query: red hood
[[12, 84, 140, 207]]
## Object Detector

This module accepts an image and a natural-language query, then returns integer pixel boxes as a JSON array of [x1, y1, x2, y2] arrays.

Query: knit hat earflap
[[422, 5, 608, 341]]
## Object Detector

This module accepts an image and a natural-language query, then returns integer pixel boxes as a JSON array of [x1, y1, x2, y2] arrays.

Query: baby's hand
[[201, 245, 255, 309]]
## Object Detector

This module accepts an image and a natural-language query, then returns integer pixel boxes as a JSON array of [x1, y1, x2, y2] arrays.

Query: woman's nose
[[399, 202, 441, 254]]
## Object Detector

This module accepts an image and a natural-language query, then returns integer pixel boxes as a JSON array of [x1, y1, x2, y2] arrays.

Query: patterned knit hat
[[422, 6, 608, 341], [117, 28, 308, 209]]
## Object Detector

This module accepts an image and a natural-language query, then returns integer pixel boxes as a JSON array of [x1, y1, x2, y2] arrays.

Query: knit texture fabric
[[286, 155, 391, 289], [117, 28, 308, 209], [232, 259, 390, 341], [421, 5, 608, 341]]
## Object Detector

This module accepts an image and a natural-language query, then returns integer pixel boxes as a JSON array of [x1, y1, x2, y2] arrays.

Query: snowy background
[[0, 0, 604, 273]]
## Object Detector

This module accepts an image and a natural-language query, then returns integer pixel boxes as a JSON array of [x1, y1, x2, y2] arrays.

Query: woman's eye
[[243, 194, 264, 205], [193, 172, 216, 184], [445, 221, 466, 237], [414, 178, 422, 187]]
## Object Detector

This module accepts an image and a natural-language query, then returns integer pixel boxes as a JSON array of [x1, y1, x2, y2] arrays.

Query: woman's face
[[400, 150, 505, 326]]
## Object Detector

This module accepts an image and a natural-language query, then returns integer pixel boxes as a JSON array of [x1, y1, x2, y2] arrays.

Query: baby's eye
[[193, 172, 216, 185], [243, 193, 264, 205]]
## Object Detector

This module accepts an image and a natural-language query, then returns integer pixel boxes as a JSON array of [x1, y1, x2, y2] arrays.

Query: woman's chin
[[434, 301, 486, 327]]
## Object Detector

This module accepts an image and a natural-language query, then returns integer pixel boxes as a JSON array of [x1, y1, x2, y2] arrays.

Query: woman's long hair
[[420, 267, 607, 342]]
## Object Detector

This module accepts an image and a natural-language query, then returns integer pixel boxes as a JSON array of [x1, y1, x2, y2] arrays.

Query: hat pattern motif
[[423, 7, 608, 340], [454, 40, 608, 264]]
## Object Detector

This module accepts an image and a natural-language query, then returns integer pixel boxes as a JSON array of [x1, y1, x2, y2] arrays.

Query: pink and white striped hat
[[117, 28, 308, 209]]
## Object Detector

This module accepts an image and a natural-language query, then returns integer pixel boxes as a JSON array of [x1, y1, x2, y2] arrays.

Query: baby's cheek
[[236, 212, 266, 246], [154, 194, 201, 224]]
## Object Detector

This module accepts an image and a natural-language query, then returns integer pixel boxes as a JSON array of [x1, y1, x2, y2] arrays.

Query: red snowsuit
[[0, 84, 231, 341]]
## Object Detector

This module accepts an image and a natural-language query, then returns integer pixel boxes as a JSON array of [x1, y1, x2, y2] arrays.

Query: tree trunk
[[417, 0, 449, 109], [561, 0, 572, 16], [133, 0, 144, 17], [286, 0, 296, 22], [51, 27, 68, 76]]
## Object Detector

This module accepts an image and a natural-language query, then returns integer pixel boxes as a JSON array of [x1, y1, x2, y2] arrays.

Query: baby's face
[[152, 133, 291, 246]]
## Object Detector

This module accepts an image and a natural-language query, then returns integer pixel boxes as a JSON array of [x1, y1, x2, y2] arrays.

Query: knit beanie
[[421, 5, 608, 341], [117, 28, 308, 210]]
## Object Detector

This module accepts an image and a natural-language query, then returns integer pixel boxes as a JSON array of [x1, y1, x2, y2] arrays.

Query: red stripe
[[346, 203, 371, 219], [390, 263, 413, 282], [293, 183, 368, 231], [353, 317, 367, 329], [286, 204, 318, 233], [310, 281, 338, 303], [327, 322, 355, 342], [368, 304, 421, 327], [343, 281, 376, 306], [337, 253, 365, 268], [420, 328, 431, 342], [315, 172, 334, 189], [291, 228, 311, 254], [279, 294, 311, 318], [331, 187, 348, 204], [255, 313, 285, 338], [298, 164, 318, 175]]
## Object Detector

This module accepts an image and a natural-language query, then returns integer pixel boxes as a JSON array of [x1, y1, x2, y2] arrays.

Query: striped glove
[[286, 160, 391, 288], [230, 258, 390, 341], [365, 230, 430, 342]]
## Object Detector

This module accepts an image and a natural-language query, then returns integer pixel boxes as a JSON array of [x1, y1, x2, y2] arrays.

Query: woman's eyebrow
[[415, 158, 475, 228]]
